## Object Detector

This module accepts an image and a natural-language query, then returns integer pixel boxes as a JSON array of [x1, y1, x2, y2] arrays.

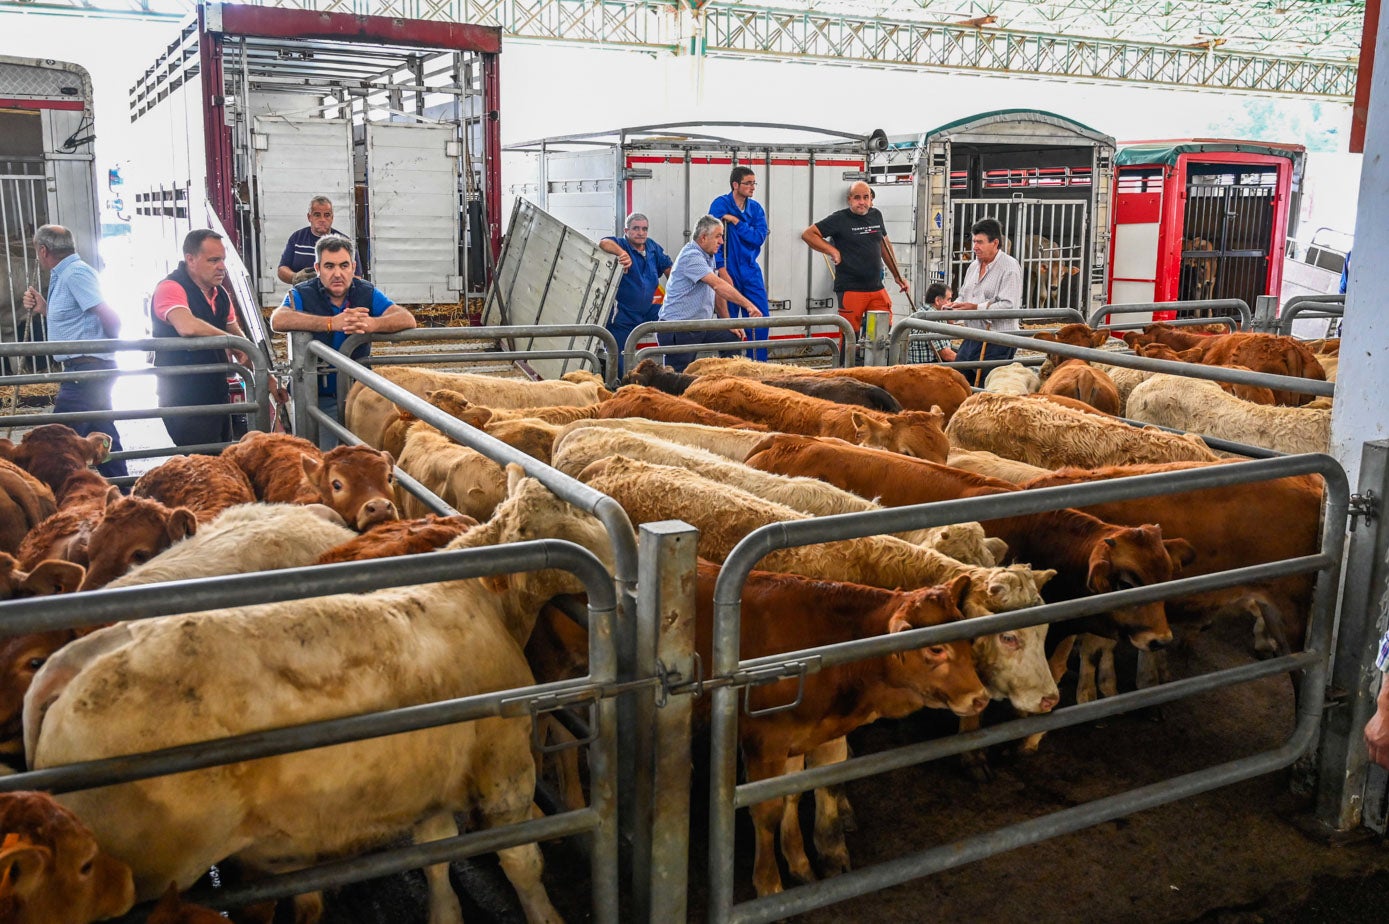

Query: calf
[[77, 496, 199, 591], [0, 791, 134, 924], [681, 376, 948, 461], [0, 460, 56, 557], [1124, 326, 1325, 407], [1179, 237, 1217, 301], [223, 433, 398, 531], [0, 424, 110, 499], [315, 514, 477, 565], [1020, 234, 1080, 308], [983, 362, 1040, 395], [1037, 361, 1121, 416], [694, 563, 986, 896], [16, 484, 121, 571], [624, 359, 901, 412], [133, 454, 256, 524], [395, 424, 507, 521]]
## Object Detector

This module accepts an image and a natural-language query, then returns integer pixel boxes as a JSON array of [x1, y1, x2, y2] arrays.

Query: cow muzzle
[[1128, 629, 1173, 652], [356, 497, 399, 530]]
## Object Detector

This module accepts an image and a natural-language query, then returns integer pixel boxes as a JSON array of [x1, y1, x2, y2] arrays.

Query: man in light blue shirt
[[657, 215, 762, 372], [23, 225, 126, 477]]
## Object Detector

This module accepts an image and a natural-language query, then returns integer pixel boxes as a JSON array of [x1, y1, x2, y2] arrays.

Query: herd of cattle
[[0, 320, 1334, 923]]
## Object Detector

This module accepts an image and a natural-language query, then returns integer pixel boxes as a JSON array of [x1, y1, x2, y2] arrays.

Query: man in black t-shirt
[[802, 181, 909, 336]]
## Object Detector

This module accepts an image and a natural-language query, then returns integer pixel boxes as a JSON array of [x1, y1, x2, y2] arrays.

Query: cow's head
[[0, 425, 109, 496], [426, 389, 482, 421], [620, 359, 667, 391], [852, 408, 948, 462], [79, 494, 198, 591], [303, 446, 399, 531], [972, 624, 1060, 716], [1086, 524, 1197, 650], [1034, 324, 1110, 351], [485, 420, 559, 465], [0, 791, 135, 924], [882, 575, 989, 718]]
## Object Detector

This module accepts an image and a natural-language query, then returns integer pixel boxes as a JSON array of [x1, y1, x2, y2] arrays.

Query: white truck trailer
[[127, 3, 501, 316], [0, 55, 101, 370]]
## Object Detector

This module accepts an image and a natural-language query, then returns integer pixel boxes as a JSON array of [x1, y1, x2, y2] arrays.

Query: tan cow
[[25, 468, 610, 922], [394, 423, 507, 521], [1125, 374, 1331, 455], [983, 362, 1041, 395], [680, 376, 949, 461], [946, 392, 1220, 468]]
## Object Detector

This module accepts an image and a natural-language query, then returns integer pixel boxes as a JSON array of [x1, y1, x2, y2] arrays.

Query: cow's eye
[[131, 550, 150, 564], [27, 657, 45, 671], [79, 859, 94, 876], [999, 632, 1020, 649], [332, 479, 344, 491]]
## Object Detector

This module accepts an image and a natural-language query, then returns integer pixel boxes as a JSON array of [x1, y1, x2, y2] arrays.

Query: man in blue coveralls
[[269, 234, 416, 449], [598, 212, 673, 375], [710, 166, 768, 360]]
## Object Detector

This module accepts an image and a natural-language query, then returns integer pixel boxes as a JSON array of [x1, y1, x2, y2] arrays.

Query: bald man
[[802, 181, 909, 336]]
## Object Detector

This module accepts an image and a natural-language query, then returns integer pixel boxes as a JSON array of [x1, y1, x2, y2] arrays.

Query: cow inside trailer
[[1108, 140, 1304, 320]]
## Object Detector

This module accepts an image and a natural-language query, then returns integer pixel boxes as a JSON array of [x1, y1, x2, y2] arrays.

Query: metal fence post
[[631, 521, 699, 923], [1315, 440, 1389, 832], [863, 310, 891, 366], [1252, 294, 1279, 333], [287, 330, 317, 441]]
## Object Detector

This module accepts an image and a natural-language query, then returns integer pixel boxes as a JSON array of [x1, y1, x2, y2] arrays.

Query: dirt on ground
[[282, 613, 1389, 924]]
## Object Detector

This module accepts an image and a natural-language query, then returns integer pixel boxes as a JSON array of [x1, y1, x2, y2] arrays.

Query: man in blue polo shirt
[[597, 212, 673, 374], [658, 215, 763, 373], [22, 224, 127, 477], [269, 234, 416, 448], [277, 196, 347, 285]]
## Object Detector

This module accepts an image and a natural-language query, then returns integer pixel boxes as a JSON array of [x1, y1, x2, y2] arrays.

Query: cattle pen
[[0, 273, 1384, 924]]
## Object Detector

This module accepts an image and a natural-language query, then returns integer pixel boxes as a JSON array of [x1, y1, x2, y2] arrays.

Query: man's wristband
[[327, 316, 334, 333], [1375, 631, 1389, 672]]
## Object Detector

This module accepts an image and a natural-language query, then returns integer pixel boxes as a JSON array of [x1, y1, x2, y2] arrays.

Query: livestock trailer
[[869, 110, 1116, 319], [128, 3, 501, 314], [502, 123, 885, 336], [0, 55, 101, 370], [1107, 139, 1305, 322]]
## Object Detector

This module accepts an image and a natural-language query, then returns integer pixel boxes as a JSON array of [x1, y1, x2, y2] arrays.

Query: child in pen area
[[908, 282, 959, 364]]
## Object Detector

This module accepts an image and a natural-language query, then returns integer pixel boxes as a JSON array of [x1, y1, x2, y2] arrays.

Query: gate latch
[[740, 658, 821, 718], [1350, 491, 1380, 530]]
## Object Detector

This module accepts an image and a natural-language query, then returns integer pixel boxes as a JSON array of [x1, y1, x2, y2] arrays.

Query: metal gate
[[1181, 169, 1277, 313], [0, 160, 50, 374], [950, 197, 1088, 313]]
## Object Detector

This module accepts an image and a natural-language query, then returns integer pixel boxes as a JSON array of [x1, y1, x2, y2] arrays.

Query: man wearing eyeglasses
[[709, 166, 768, 360], [598, 212, 673, 375]]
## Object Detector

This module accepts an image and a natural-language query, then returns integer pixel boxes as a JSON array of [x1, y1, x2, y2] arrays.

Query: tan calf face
[[303, 446, 399, 531], [852, 409, 948, 462], [973, 625, 1059, 715], [884, 576, 989, 717], [1035, 324, 1110, 350], [0, 630, 78, 758], [79, 497, 198, 591], [0, 791, 135, 924]]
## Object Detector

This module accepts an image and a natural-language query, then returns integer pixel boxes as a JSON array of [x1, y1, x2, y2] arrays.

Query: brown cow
[[598, 385, 770, 430], [0, 425, 110, 500], [0, 554, 87, 764], [223, 432, 398, 531], [0, 791, 135, 924], [681, 376, 948, 461], [315, 514, 477, 565], [0, 459, 55, 557], [624, 359, 903, 412], [744, 434, 1195, 651], [1037, 361, 1121, 416], [77, 496, 199, 591], [147, 883, 227, 924], [1134, 341, 1281, 406], [1124, 326, 1324, 407], [132, 454, 256, 524], [16, 484, 122, 571]]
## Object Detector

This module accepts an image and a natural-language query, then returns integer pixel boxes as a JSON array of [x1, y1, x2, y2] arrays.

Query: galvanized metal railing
[[1090, 298, 1253, 330], [886, 307, 1085, 365], [702, 454, 1348, 924], [625, 315, 856, 372], [1278, 294, 1344, 337]]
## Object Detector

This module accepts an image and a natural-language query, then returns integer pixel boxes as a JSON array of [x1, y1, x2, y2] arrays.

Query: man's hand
[[722, 214, 740, 226], [744, 305, 764, 318], [733, 328, 747, 341], [1368, 682, 1389, 769], [826, 247, 842, 265], [229, 348, 251, 368], [337, 306, 372, 335], [947, 301, 979, 311], [615, 250, 632, 270], [22, 285, 45, 317], [896, 277, 910, 294]]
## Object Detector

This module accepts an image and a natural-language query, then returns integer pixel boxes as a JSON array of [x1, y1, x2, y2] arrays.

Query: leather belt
[[60, 357, 108, 371]]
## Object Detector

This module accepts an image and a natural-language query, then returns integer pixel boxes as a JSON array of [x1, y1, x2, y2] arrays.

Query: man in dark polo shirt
[[801, 180, 909, 336], [270, 234, 415, 448], [277, 196, 347, 284]]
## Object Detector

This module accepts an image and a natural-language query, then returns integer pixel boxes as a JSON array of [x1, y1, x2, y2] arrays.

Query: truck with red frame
[[1107, 139, 1305, 324]]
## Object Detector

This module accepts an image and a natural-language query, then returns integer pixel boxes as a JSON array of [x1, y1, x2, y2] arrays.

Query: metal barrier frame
[[0, 540, 621, 923], [335, 323, 621, 384], [1089, 298, 1253, 330], [624, 316, 856, 372], [0, 335, 272, 459], [886, 308, 1084, 365], [1278, 294, 1345, 337], [704, 455, 1348, 924]]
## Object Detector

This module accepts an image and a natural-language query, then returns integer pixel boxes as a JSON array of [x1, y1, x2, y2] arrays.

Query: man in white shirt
[[950, 217, 1023, 386]]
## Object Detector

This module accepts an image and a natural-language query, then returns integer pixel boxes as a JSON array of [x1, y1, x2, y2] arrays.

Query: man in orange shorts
[[802, 181, 909, 337]]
